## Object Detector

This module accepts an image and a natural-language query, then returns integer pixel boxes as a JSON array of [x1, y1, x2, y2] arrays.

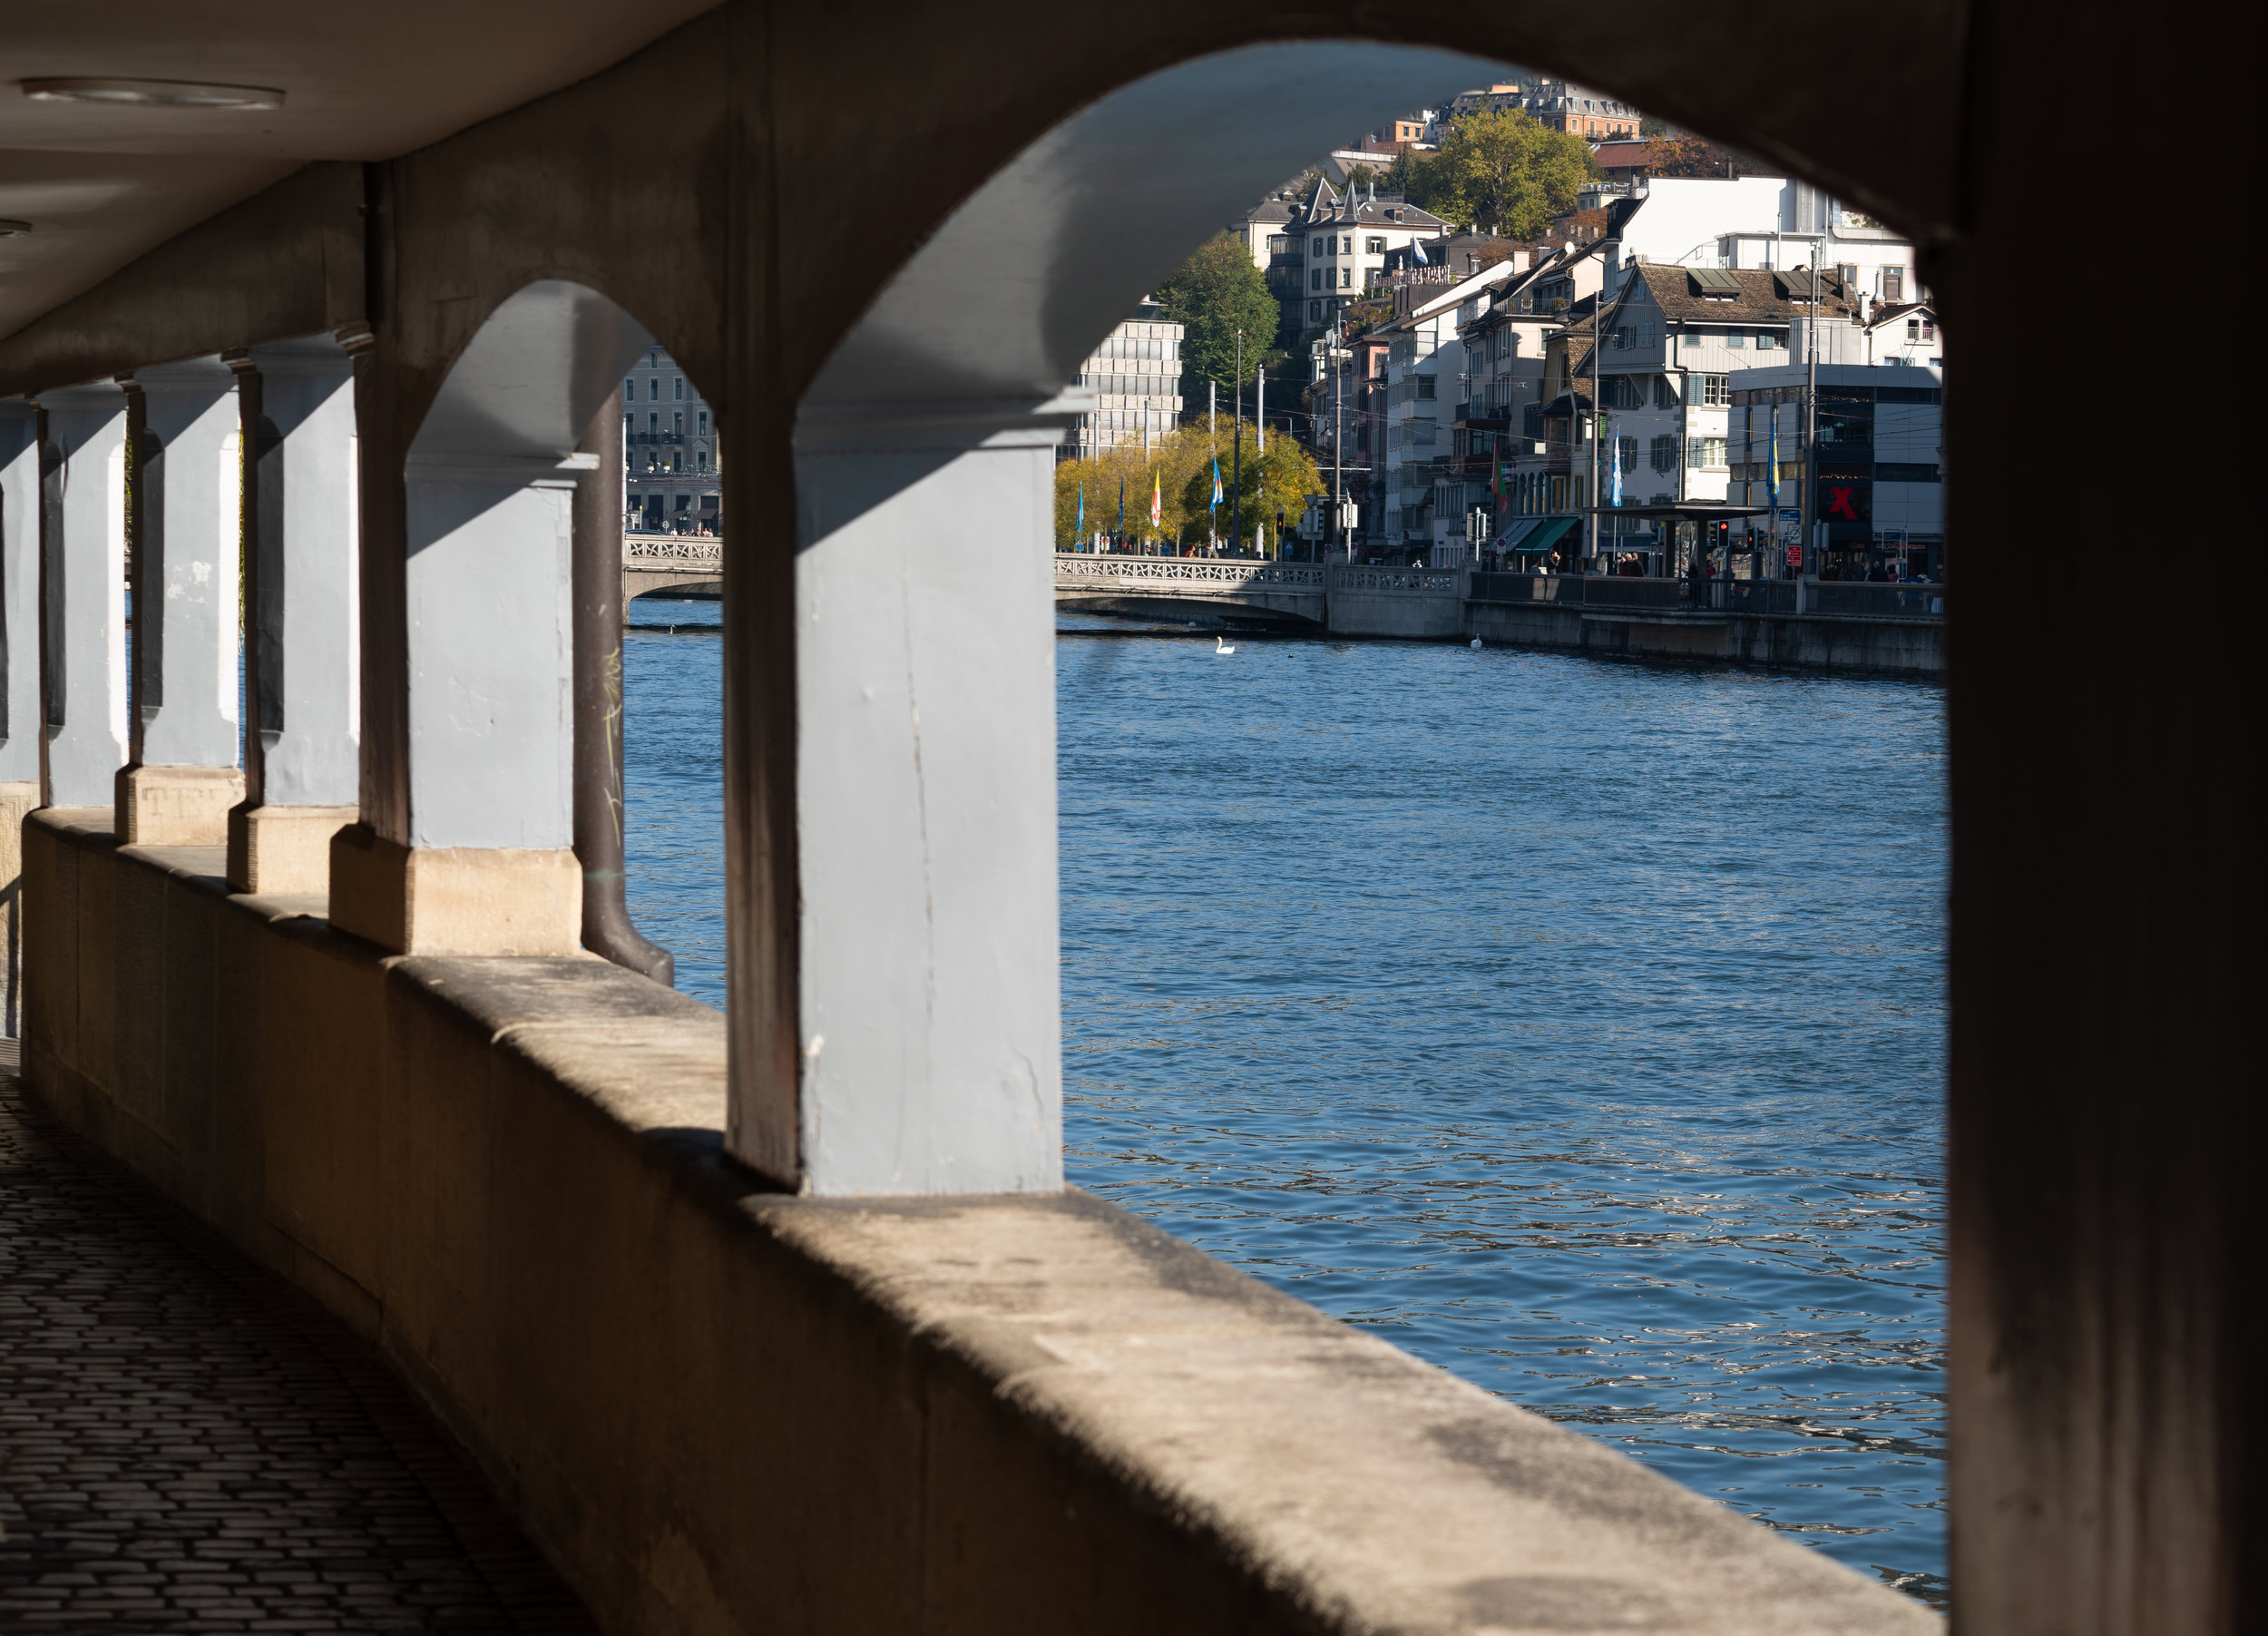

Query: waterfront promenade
[[0, 1053, 596, 1634], [1054, 554, 1945, 678]]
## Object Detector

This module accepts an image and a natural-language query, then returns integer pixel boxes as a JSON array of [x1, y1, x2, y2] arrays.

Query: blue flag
[[1609, 423, 1623, 507], [1077, 482, 1085, 538], [1210, 456, 1224, 511], [1413, 238, 1430, 266]]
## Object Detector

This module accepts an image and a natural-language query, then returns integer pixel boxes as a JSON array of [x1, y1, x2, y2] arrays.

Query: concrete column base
[[115, 764, 247, 847], [327, 823, 582, 955], [226, 803, 358, 896], [0, 779, 40, 1037]]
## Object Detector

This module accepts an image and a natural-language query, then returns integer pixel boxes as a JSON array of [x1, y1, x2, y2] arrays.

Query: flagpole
[[1231, 328, 1243, 558]]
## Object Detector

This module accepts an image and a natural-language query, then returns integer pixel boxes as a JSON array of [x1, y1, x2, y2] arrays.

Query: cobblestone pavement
[[0, 1061, 600, 1633]]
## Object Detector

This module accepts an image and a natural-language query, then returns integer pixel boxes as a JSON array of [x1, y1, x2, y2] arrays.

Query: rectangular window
[[1699, 374, 1731, 407], [1882, 266, 1905, 301], [1641, 322, 1656, 348], [698, 410, 709, 434], [1686, 328, 1710, 348], [1340, 268, 1352, 289], [673, 377, 685, 400], [1654, 375, 1679, 409], [1757, 331, 1778, 350], [1313, 237, 1325, 256], [1367, 236, 1385, 254], [648, 378, 660, 401], [1876, 462, 1941, 482], [697, 450, 709, 471], [673, 411, 684, 435], [1686, 436, 1727, 468], [1726, 331, 1746, 348], [648, 412, 659, 433], [1340, 236, 1352, 255], [1312, 269, 1323, 290], [622, 378, 634, 403], [1650, 434, 1677, 472], [1617, 436, 1637, 473]]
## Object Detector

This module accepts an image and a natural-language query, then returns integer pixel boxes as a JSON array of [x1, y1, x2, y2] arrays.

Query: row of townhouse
[[1295, 167, 1940, 565], [1502, 262, 1943, 573]]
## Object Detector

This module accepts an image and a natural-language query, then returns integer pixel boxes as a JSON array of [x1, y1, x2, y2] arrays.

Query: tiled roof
[[1619, 262, 1857, 323]]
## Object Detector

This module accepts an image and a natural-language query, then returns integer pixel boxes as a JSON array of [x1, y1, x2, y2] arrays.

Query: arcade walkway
[[0, 1053, 595, 1634]]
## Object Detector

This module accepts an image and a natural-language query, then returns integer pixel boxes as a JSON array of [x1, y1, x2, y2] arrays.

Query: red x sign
[[1824, 485, 1861, 521]]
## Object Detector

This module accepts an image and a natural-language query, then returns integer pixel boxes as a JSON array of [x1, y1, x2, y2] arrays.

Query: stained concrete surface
[[0, 1051, 596, 1635]]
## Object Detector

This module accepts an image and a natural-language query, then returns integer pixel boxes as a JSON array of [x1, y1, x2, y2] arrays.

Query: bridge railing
[[1469, 573, 1946, 622], [1328, 565, 1462, 595], [1798, 580, 1946, 620], [627, 534, 723, 565], [1469, 572, 1684, 610], [1053, 554, 1326, 590]]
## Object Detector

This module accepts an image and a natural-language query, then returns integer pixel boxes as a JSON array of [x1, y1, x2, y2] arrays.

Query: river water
[[621, 598, 1949, 1607]]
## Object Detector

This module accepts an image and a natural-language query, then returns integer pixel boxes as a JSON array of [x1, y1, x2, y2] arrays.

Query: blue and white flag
[[1210, 456, 1225, 511], [1412, 238, 1431, 266], [1609, 425, 1623, 507]]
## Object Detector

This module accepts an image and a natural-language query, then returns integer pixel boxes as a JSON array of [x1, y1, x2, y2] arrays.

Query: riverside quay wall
[[20, 812, 1935, 1636], [1054, 558, 1945, 679]]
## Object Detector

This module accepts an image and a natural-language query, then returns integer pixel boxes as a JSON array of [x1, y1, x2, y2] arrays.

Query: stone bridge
[[1053, 553, 1327, 626], [625, 535, 722, 601]]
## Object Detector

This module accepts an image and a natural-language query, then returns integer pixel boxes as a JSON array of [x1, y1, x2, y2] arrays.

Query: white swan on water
[[1215, 635, 1237, 656]]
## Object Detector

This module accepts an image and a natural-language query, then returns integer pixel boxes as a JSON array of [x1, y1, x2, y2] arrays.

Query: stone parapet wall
[[17, 809, 1933, 1636]]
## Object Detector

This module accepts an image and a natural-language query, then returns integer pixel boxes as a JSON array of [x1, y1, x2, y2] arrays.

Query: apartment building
[[1064, 305, 1185, 456], [1730, 362, 1946, 574], [623, 346, 720, 535]]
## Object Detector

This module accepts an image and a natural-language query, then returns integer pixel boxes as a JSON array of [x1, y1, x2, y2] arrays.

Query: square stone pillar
[[0, 401, 42, 1035], [728, 402, 1067, 1196], [225, 338, 364, 894], [117, 359, 245, 846], [326, 452, 586, 955], [34, 383, 131, 810]]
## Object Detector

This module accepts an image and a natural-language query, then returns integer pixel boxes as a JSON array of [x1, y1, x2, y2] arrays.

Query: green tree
[[1176, 424, 1324, 551], [1155, 233, 1283, 397], [1377, 147, 1443, 211], [1052, 423, 1322, 553], [1422, 108, 1596, 240]]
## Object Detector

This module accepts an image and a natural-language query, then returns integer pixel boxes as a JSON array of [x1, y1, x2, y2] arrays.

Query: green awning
[[1501, 515, 1577, 553]]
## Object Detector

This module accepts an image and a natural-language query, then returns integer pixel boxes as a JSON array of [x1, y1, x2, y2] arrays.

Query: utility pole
[[1334, 326, 1348, 563], [1231, 327, 1243, 558], [1587, 316, 1600, 572], [1257, 366, 1266, 455], [1209, 377, 1216, 439], [1801, 255, 1820, 578]]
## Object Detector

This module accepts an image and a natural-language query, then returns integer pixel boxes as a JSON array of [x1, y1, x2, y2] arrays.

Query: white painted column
[[752, 404, 1066, 1195], [0, 403, 39, 789], [118, 358, 243, 845], [0, 401, 42, 1036], [35, 383, 130, 810], [226, 338, 361, 894], [331, 451, 583, 954]]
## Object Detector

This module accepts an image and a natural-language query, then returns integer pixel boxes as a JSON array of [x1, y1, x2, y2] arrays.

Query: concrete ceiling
[[0, 2, 718, 341]]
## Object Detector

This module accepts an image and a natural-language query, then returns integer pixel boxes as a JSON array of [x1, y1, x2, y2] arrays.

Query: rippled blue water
[[621, 597, 1948, 1606]]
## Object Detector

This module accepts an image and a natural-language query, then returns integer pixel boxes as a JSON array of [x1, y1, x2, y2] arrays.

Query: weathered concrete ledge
[[20, 808, 1937, 1635]]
